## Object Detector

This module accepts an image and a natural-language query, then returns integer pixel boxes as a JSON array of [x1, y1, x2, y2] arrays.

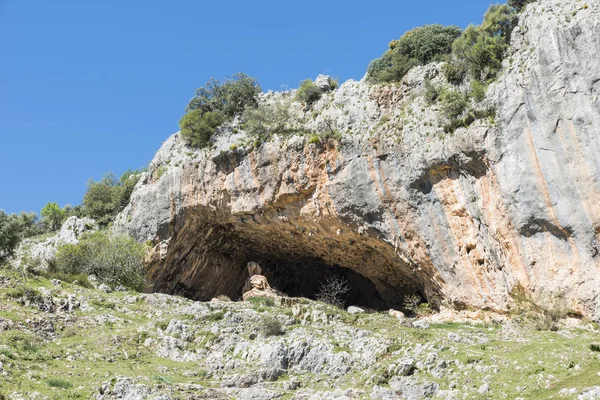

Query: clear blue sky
[[0, 0, 493, 215]]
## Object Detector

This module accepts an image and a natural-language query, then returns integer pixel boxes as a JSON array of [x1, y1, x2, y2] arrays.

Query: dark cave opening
[[254, 257, 390, 310], [151, 220, 434, 313]]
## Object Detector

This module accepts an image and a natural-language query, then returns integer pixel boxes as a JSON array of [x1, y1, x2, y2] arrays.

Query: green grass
[[46, 377, 73, 388], [1, 267, 600, 399]]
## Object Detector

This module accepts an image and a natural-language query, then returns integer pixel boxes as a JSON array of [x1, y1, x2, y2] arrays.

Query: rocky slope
[[114, 0, 600, 320], [1, 267, 600, 400]]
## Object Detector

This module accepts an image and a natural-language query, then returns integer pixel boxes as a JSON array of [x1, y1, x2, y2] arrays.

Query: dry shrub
[[316, 276, 350, 309]]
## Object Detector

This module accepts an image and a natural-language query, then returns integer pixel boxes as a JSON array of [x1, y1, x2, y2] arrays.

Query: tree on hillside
[[41, 202, 66, 232], [0, 210, 21, 263], [82, 171, 141, 227], [449, 4, 517, 82]]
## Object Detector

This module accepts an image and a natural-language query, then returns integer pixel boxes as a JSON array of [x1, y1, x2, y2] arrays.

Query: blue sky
[[0, 0, 493, 214]]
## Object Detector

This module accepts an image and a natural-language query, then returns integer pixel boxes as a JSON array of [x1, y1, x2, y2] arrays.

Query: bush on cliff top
[[295, 79, 324, 107], [180, 110, 226, 149], [367, 24, 462, 83], [447, 4, 518, 83], [180, 73, 261, 148]]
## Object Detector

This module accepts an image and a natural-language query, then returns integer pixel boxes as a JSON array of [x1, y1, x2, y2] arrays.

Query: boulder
[[242, 275, 279, 301], [347, 306, 365, 315], [315, 74, 331, 91]]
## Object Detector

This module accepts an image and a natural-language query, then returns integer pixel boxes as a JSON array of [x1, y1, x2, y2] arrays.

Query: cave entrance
[[252, 257, 392, 310], [149, 219, 436, 313]]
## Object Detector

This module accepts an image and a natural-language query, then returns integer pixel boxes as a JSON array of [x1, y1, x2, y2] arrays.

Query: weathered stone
[[347, 306, 365, 315], [315, 74, 331, 91], [98, 283, 112, 293], [388, 309, 405, 320], [242, 275, 279, 301]]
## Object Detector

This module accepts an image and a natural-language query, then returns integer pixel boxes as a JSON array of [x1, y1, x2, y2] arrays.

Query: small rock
[[98, 283, 112, 293], [478, 382, 490, 394], [88, 274, 99, 288], [396, 358, 415, 376], [283, 380, 301, 391], [412, 319, 430, 329], [51, 279, 61, 286], [347, 306, 365, 315], [315, 74, 331, 91], [258, 368, 285, 381], [389, 309, 405, 320]]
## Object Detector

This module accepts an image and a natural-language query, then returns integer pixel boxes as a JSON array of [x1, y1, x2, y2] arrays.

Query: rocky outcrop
[[13, 216, 97, 271], [115, 0, 600, 320]]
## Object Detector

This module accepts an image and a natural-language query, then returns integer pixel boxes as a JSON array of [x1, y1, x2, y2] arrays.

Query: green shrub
[[46, 378, 72, 389], [54, 231, 147, 291], [186, 73, 261, 118], [440, 90, 467, 120], [206, 310, 225, 321], [451, 4, 517, 82], [260, 315, 284, 337], [307, 134, 321, 145], [0, 210, 22, 263], [6, 287, 43, 305], [329, 77, 339, 90], [469, 80, 488, 102], [368, 24, 462, 83], [153, 375, 172, 384], [423, 79, 442, 104], [295, 79, 323, 107], [179, 109, 226, 149], [367, 52, 420, 84], [248, 296, 275, 308], [508, 0, 536, 12], [389, 25, 462, 65], [181, 73, 261, 148], [156, 321, 168, 330], [441, 61, 468, 84], [242, 100, 293, 141], [40, 202, 66, 232], [590, 344, 600, 352], [82, 171, 141, 227]]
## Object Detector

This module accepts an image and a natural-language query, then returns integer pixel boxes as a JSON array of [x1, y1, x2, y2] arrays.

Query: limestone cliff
[[115, 0, 600, 320]]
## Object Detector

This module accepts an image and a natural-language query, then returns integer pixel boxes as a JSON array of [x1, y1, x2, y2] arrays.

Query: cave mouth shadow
[[245, 256, 423, 312]]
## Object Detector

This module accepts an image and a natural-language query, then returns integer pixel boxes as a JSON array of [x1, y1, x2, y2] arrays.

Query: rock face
[[115, 0, 600, 319]]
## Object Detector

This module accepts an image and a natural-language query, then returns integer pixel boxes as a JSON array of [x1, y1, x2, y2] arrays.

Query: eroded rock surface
[[115, 0, 600, 319]]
